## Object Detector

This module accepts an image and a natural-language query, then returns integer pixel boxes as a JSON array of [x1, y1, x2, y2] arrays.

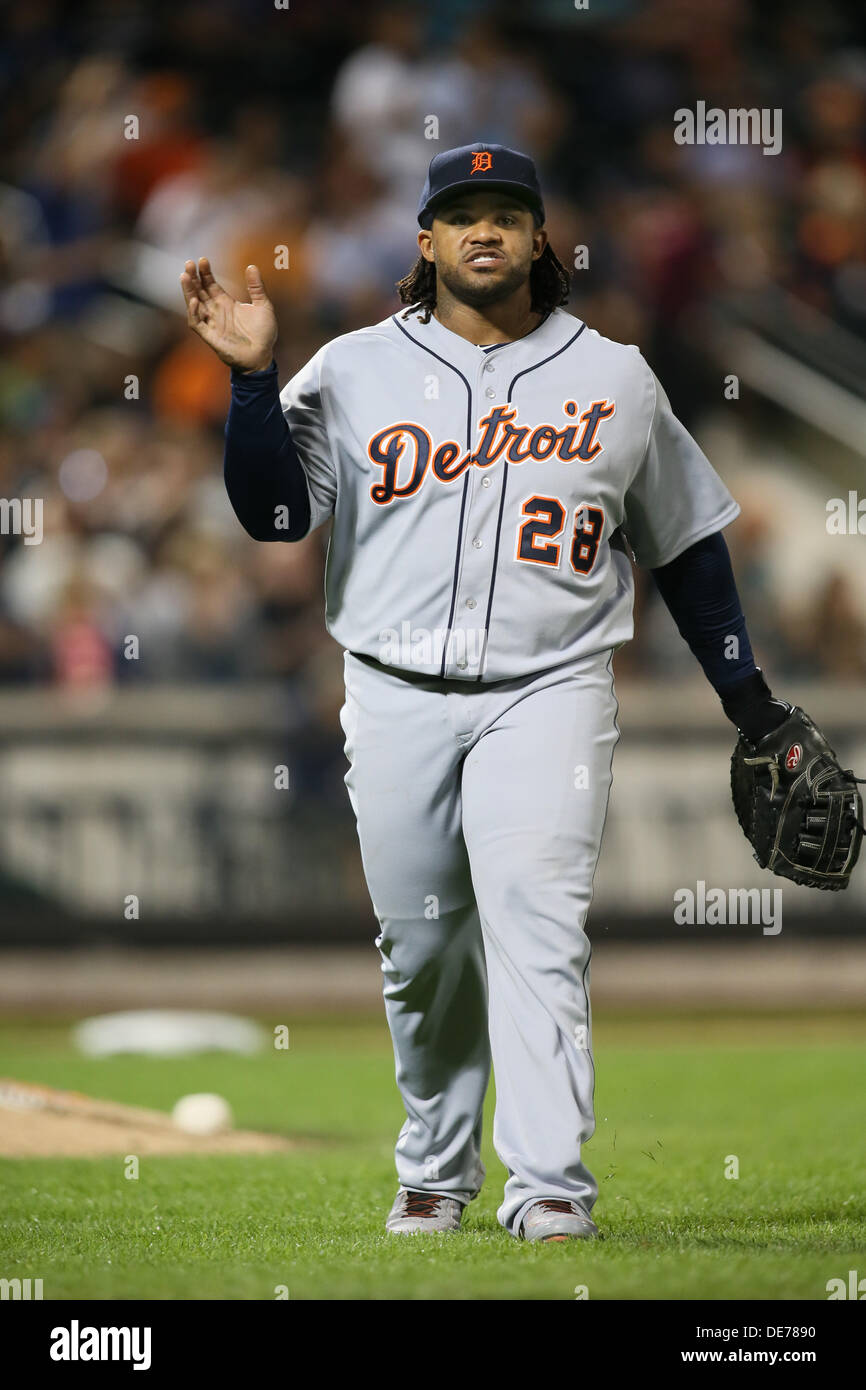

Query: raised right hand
[[180, 258, 277, 373]]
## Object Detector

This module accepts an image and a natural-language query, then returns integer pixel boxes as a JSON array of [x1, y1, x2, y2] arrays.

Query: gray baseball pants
[[339, 646, 619, 1237]]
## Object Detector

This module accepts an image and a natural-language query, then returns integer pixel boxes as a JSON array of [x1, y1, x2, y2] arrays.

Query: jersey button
[[483, 360, 495, 372], [457, 659, 468, 670], [465, 597, 477, 609], [472, 537, 483, 548], [481, 476, 492, 488], [484, 387, 496, 398]]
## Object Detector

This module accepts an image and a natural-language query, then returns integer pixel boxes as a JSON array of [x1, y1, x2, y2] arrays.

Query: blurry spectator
[[113, 73, 206, 222], [242, 535, 329, 680], [6, 55, 129, 322], [794, 65, 866, 331], [331, 3, 436, 206], [49, 574, 114, 689], [447, 14, 566, 160], [301, 141, 411, 329], [790, 571, 866, 681]]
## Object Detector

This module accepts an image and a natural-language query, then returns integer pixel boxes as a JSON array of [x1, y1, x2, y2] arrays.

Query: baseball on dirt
[[171, 1092, 233, 1135]]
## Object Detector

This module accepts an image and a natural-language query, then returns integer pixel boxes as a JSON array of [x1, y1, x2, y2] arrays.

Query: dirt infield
[[0, 1079, 294, 1158]]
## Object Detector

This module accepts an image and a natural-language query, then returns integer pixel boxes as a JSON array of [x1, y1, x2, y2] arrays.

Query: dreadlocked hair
[[395, 242, 572, 323]]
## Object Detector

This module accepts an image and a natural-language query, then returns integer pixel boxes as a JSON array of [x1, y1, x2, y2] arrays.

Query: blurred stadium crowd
[[0, 0, 864, 698]]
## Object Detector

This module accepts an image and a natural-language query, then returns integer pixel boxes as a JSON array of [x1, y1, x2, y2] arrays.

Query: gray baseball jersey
[[279, 305, 740, 681]]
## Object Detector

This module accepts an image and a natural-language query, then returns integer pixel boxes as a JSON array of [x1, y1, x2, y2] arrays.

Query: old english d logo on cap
[[417, 143, 545, 229]]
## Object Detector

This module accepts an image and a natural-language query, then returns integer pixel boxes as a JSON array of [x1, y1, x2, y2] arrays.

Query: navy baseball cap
[[417, 143, 545, 229]]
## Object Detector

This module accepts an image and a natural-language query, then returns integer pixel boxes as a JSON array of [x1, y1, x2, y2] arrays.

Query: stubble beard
[[436, 257, 531, 310]]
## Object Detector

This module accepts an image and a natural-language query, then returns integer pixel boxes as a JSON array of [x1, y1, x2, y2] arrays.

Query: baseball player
[[181, 144, 862, 1243]]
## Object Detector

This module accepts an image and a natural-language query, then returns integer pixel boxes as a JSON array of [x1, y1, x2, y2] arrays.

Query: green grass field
[[1, 1012, 865, 1300]]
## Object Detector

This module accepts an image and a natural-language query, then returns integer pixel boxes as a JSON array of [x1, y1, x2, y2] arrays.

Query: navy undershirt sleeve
[[650, 531, 789, 740], [650, 531, 754, 691], [223, 360, 311, 542]]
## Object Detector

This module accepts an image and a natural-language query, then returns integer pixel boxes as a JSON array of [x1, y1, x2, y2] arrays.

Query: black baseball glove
[[731, 706, 864, 890]]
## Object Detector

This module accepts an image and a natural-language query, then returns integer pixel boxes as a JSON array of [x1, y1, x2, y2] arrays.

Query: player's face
[[419, 193, 547, 308]]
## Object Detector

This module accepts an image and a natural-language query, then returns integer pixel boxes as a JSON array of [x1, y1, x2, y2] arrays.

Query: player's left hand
[[731, 706, 865, 890]]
